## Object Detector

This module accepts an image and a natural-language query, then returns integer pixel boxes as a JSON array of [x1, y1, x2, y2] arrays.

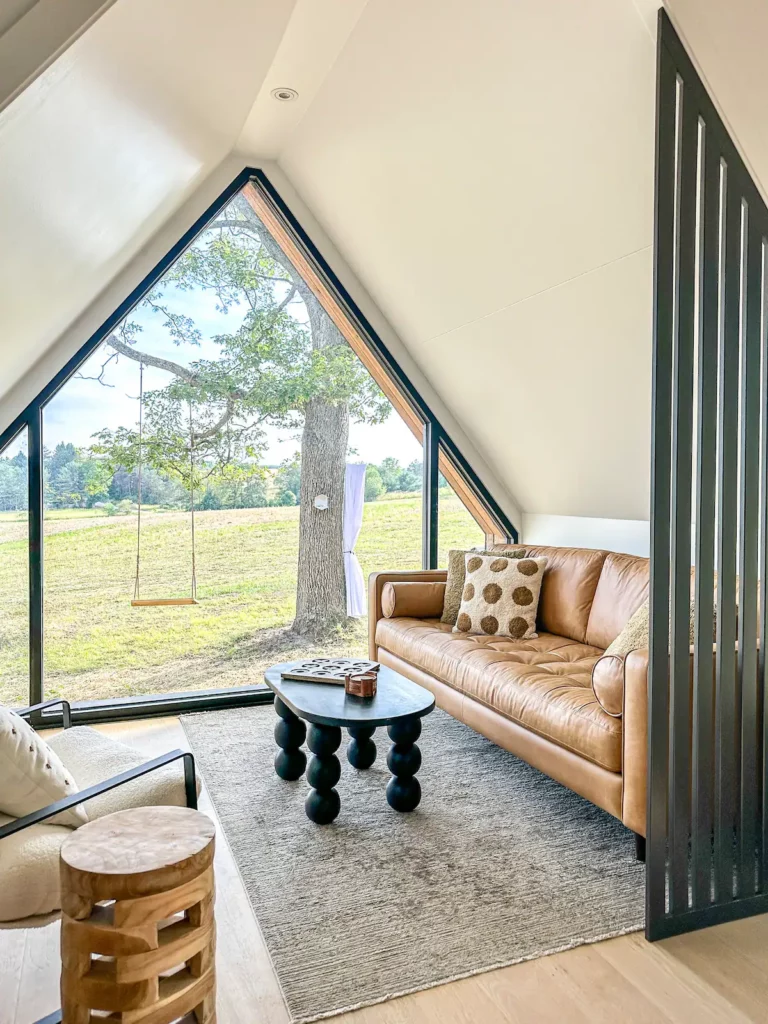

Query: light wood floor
[[2, 717, 768, 1023]]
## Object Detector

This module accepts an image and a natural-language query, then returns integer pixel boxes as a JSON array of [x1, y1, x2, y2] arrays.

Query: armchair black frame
[[0, 698, 198, 840], [0, 699, 198, 1024]]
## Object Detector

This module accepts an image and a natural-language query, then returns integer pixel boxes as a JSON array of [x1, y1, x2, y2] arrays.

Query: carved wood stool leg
[[59, 807, 217, 1024]]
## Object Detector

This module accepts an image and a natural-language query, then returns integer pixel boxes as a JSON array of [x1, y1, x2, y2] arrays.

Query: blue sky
[[43, 283, 422, 468]]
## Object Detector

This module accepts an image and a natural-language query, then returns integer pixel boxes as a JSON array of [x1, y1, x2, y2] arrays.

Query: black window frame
[[0, 168, 518, 725]]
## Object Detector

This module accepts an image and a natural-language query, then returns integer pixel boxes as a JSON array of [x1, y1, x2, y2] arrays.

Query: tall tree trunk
[[293, 397, 349, 636], [232, 198, 353, 637], [292, 287, 350, 637]]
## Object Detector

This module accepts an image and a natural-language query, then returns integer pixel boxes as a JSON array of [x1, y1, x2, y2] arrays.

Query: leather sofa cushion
[[375, 617, 622, 772], [586, 552, 650, 650], [516, 545, 608, 643]]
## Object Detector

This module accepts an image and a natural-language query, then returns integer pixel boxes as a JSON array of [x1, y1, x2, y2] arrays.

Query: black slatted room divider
[[648, 10, 768, 939]]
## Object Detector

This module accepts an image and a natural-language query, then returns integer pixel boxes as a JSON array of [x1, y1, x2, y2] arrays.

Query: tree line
[[0, 443, 432, 513]]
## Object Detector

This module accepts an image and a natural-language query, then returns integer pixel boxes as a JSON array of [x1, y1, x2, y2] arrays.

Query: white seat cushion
[[48, 726, 195, 820], [0, 707, 86, 827], [0, 813, 71, 921], [0, 727, 197, 922]]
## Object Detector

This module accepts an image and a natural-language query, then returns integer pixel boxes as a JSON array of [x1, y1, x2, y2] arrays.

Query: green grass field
[[0, 492, 483, 704]]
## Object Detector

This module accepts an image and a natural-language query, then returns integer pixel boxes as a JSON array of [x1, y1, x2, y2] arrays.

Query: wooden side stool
[[59, 805, 216, 1024]]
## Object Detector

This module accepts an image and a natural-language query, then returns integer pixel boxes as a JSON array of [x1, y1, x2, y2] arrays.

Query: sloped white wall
[[0, 0, 294, 412], [0, 0, 117, 114], [274, 0, 657, 524]]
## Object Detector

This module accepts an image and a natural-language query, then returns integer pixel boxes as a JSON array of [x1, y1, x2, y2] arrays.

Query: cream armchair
[[0, 699, 198, 923]]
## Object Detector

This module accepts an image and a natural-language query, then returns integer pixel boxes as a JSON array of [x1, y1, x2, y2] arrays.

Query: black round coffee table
[[264, 662, 436, 824]]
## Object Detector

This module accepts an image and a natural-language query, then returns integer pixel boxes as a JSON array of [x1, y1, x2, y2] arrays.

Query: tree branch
[[226, 196, 347, 354], [106, 334, 200, 384], [76, 351, 118, 386], [192, 400, 237, 443]]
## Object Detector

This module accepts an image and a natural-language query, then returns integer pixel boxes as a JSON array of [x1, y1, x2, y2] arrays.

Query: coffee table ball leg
[[347, 725, 377, 769], [305, 724, 342, 824], [274, 697, 307, 781], [386, 717, 423, 812]]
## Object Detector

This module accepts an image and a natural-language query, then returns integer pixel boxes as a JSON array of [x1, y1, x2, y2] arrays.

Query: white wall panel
[[410, 248, 653, 519], [523, 513, 649, 556]]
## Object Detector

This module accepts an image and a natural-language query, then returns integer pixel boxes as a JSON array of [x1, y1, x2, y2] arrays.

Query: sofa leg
[[634, 833, 646, 863]]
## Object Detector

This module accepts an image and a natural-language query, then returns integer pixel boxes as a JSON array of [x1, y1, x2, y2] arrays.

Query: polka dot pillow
[[0, 705, 86, 827], [453, 553, 548, 640]]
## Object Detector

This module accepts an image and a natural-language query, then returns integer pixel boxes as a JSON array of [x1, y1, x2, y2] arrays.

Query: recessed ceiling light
[[271, 87, 299, 102]]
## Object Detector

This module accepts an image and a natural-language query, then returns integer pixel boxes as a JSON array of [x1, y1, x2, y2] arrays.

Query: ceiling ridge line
[[419, 242, 652, 348]]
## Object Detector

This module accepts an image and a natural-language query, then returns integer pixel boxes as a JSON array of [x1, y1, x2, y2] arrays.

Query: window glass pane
[[357, 435, 423, 578], [438, 472, 485, 567], [41, 185, 423, 701], [0, 429, 29, 705]]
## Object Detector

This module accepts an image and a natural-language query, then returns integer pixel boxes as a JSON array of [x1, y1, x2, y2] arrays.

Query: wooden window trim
[[242, 182, 507, 543]]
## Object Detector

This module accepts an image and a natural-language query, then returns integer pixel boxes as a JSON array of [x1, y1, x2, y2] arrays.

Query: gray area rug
[[182, 706, 644, 1022]]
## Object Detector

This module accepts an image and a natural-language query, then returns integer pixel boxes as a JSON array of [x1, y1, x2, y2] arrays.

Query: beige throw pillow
[[0, 706, 86, 827], [453, 554, 547, 640], [604, 598, 717, 657], [441, 547, 524, 625], [604, 601, 651, 656]]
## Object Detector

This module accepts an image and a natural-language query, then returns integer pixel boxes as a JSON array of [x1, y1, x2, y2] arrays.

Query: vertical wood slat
[[714, 173, 741, 903], [691, 119, 719, 909], [738, 216, 761, 895], [647, 36, 677, 935], [668, 77, 697, 914]]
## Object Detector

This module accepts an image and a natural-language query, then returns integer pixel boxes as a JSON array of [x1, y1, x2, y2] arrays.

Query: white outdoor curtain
[[343, 462, 367, 617]]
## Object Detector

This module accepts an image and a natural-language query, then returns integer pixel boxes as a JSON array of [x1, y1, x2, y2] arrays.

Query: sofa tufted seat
[[375, 618, 620, 771]]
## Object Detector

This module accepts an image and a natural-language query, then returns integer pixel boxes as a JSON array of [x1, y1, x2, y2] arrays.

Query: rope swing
[[131, 361, 199, 607]]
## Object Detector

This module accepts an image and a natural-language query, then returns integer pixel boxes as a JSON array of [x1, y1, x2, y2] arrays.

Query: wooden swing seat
[[131, 597, 199, 607]]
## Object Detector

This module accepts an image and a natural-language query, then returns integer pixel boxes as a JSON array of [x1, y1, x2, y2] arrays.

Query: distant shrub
[[365, 465, 385, 502]]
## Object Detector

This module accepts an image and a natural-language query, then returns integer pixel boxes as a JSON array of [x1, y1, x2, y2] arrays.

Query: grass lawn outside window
[[0, 490, 479, 705]]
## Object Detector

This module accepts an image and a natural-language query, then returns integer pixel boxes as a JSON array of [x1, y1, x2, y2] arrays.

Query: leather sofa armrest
[[591, 655, 626, 717], [368, 569, 448, 659], [592, 646, 652, 836], [621, 647, 649, 837], [382, 581, 446, 619]]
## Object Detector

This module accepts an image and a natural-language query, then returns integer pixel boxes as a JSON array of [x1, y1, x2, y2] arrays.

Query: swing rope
[[131, 361, 198, 607], [132, 362, 145, 602], [189, 397, 198, 601]]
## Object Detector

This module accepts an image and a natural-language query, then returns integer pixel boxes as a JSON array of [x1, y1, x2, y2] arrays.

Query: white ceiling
[[7, 0, 765, 524]]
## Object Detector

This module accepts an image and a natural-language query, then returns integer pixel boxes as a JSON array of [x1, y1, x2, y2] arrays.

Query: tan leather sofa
[[369, 544, 650, 843]]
